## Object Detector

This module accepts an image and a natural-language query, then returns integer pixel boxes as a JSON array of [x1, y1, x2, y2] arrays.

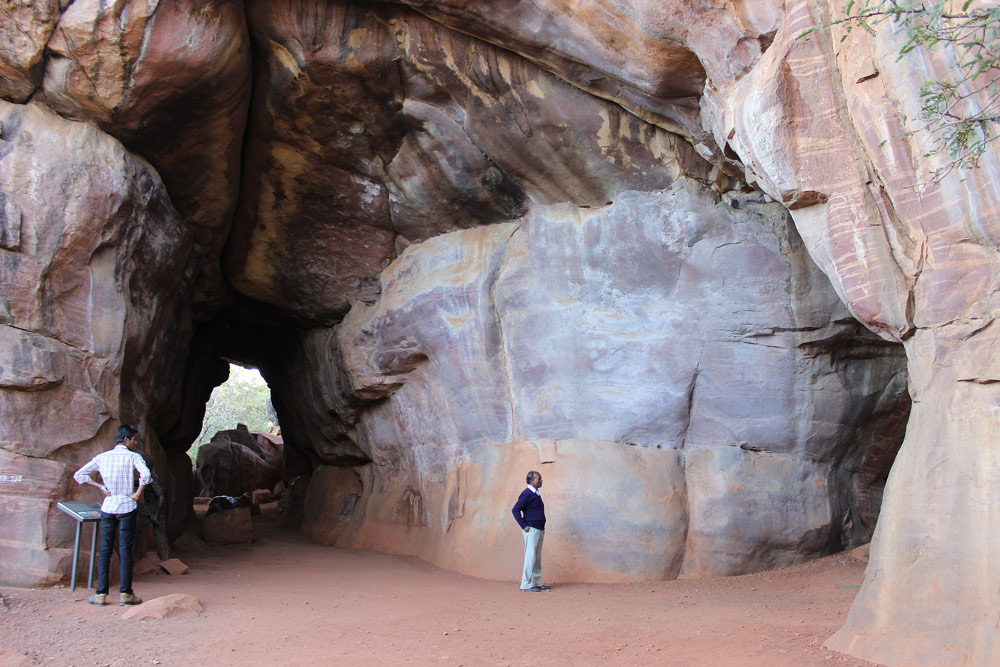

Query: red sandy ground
[[0, 506, 880, 667]]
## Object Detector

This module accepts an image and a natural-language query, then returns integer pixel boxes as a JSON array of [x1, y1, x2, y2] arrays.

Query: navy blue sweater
[[512, 488, 546, 530]]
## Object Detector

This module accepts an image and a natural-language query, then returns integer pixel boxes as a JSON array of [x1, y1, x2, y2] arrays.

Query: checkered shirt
[[73, 444, 152, 514]]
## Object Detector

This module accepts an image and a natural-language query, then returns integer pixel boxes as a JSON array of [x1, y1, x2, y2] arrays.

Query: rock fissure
[[486, 222, 521, 443], [0, 445, 68, 462]]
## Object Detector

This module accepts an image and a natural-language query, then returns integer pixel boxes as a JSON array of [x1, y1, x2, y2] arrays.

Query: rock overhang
[[0, 0, 906, 578], [7, 3, 999, 663]]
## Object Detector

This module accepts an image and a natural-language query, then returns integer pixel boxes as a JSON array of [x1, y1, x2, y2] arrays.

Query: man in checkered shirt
[[73, 424, 152, 606]]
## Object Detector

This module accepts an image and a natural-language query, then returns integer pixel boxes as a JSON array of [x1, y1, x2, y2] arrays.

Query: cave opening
[[150, 296, 375, 553], [189, 362, 277, 473], [188, 362, 287, 548]]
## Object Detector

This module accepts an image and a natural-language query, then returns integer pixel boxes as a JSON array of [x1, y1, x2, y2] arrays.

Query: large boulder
[[195, 426, 282, 497], [286, 180, 906, 581], [202, 506, 253, 545]]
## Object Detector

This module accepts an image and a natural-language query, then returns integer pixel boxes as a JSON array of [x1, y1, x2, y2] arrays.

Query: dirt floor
[[0, 505, 880, 667]]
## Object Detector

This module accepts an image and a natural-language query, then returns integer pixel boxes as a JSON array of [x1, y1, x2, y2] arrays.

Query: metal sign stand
[[56, 501, 102, 592]]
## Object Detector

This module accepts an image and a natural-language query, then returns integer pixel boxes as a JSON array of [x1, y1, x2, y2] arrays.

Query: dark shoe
[[87, 593, 107, 606], [119, 592, 142, 606], [538, 585, 551, 590], [521, 587, 542, 592]]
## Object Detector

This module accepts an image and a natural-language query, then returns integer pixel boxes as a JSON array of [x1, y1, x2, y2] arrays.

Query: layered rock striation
[[305, 183, 905, 581]]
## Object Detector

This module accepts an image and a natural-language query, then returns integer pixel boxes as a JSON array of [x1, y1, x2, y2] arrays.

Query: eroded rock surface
[[292, 182, 905, 582], [689, 3, 1000, 664], [38, 0, 252, 308], [229, 1, 698, 322], [0, 101, 195, 585], [195, 426, 282, 497], [0, 1, 995, 663]]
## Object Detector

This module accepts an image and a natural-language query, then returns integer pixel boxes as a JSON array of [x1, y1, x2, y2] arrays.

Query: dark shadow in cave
[[150, 293, 372, 546]]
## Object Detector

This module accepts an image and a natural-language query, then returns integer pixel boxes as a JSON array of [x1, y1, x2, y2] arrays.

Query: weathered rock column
[[698, 0, 1000, 661], [828, 326, 1000, 664]]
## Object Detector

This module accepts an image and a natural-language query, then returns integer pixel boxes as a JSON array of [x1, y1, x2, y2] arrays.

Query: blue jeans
[[96, 509, 137, 595]]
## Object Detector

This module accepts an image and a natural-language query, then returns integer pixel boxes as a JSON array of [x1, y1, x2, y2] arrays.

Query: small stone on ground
[[121, 594, 203, 620]]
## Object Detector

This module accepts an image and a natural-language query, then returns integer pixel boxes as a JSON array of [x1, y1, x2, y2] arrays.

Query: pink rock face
[[309, 182, 905, 582], [0, 1, 61, 102], [0, 101, 195, 585], [387, 0, 775, 141], [686, 2, 1000, 664], [37, 0, 252, 308], [228, 1, 698, 322], [0, 1, 995, 662]]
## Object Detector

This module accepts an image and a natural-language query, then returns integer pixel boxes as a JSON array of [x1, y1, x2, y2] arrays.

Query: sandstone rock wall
[[288, 180, 905, 582], [1, 1, 995, 663], [26, 0, 251, 310], [0, 101, 195, 585], [228, 0, 701, 322], [690, 2, 1000, 663]]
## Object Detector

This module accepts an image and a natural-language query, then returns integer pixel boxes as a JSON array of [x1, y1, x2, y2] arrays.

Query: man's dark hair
[[526, 471, 540, 484], [116, 424, 138, 444]]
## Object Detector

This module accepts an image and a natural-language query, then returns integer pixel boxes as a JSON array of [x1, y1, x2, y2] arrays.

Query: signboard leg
[[57, 502, 104, 593], [70, 522, 82, 592]]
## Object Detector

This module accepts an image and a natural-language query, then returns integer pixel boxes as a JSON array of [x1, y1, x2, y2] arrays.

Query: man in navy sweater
[[511, 470, 550, 592]]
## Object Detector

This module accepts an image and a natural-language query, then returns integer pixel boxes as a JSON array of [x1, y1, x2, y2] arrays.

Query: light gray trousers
[[520, 526, 544, 589]]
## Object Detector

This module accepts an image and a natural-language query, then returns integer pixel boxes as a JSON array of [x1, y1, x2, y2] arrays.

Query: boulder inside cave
[[190, 364, 282, 498]]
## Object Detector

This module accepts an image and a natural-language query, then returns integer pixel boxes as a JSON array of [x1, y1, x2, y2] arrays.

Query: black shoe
[[521, 586, 542, 592], [538, 585, 551, 590]]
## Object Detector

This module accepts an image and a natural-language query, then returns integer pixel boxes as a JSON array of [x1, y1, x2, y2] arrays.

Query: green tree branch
[[800, 0, 1000, 181]]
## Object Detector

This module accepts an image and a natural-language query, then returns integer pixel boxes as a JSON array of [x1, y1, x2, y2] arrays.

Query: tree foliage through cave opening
[[189, 365, 276, 467]]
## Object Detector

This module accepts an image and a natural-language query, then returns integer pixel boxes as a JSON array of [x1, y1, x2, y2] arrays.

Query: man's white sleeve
[[134, 454, 152, 486], [73, 457, 99, 485]]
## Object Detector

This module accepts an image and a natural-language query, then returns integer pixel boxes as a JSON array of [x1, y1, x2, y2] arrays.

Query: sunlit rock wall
[[288, 179, 906, 583], [691, 2, 1000, 663], [394, 1, 999, 661]]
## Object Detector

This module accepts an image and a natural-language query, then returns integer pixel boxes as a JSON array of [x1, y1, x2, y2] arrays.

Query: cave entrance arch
[[158, 307, 373, 550]]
